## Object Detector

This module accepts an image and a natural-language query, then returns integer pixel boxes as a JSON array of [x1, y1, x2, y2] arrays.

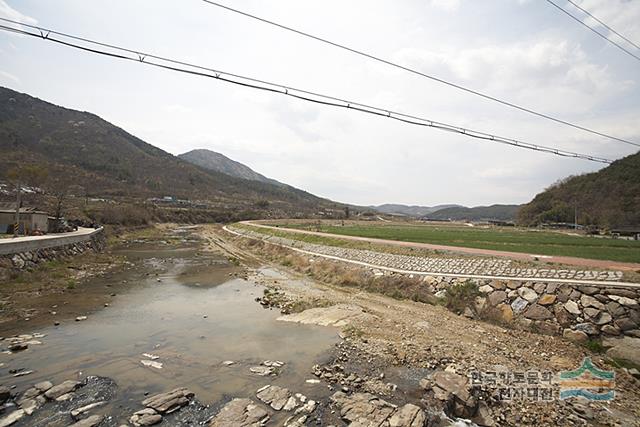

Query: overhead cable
[[545, 0, 640, 62], [199, 0, 639, 148], [0, 20, 615, 164]]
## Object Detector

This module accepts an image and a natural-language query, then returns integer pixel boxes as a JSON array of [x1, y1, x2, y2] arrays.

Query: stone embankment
[[231, 226, 640, 361], [428, 276, 640, 357], [0, 228, 106, 278], [228, 226, 625, 283]]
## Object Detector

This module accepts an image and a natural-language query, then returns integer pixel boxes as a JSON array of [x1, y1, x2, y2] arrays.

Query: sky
[[0, 0, 638, 207]]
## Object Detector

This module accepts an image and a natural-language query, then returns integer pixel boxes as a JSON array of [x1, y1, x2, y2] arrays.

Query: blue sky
[[1, 0, 638, 206]]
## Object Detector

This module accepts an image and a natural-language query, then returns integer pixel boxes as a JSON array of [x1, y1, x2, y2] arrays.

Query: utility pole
[[13, 181, 21, 237], [574, 204, 578, 231]]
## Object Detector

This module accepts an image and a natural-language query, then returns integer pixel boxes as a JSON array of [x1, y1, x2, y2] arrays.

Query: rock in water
[[256, 385, 291, 411], [44, 380, 81, 400], [209, 398, 270, 427], [68, 415, 104, 427], [0, 410, 25, 427], [141, 388, 194, 413]]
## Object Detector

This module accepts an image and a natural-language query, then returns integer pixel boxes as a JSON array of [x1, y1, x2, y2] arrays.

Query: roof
[[0, 202, 48, 215]]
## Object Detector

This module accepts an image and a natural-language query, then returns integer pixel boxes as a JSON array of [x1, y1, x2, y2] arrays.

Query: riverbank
[[0, 223, 638, 426]]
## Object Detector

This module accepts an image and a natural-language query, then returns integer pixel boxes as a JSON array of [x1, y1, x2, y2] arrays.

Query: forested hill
[[0, 86, 337, 215], [518, 151, 640, 228]]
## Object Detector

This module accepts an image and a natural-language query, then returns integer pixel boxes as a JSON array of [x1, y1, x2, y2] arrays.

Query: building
[[0, 202, 49, 234]]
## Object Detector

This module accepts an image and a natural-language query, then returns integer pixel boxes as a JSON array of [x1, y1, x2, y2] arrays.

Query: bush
[[438, 280, 479, 314]]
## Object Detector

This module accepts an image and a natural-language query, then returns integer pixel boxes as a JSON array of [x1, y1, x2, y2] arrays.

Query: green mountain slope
[[426, 204, 520, 221], [0, 86, 335, 215], [518, 151, 640, 228]]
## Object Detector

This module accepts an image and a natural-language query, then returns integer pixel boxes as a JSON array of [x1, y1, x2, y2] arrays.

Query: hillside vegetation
[[0, 87, 337, 217], [179, 149, 284, 187], [518, 151, 640, 228], [426, 204, 520, 221]]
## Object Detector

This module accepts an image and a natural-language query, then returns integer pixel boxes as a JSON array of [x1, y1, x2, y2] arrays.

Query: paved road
[[243, 221, 640, 272]]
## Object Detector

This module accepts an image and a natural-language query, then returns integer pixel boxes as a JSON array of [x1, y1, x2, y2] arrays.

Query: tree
[[6, 165, 48, 236]]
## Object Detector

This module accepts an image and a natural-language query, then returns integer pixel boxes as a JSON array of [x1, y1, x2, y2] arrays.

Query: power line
[[0, 20, 615, 164], [564, 0, 640, 51], [545, 0, 640, 62], [199, 0, 639, 148]]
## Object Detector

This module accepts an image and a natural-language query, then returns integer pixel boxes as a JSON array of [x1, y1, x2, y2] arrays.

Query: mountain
[[518, 151, 640, 228], [179, 149, 283, 187], [426, 204, 520, 221], [373, 204, 462, 217], [0, 86, 337, 217]]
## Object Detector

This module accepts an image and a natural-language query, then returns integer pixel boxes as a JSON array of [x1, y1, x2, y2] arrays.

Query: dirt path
[[207, 224, 640, 426], [244, 221, 640, 271]]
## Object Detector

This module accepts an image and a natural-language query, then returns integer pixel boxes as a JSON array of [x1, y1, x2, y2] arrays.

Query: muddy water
[[0, 243, 338, 421]]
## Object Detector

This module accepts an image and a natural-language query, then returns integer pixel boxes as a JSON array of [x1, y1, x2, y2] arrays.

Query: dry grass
[[239, 237, 438, 304]]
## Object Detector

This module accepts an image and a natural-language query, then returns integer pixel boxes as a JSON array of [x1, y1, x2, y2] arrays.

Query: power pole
[[574, 204, 578, 230], [13, 181, 21, 237]]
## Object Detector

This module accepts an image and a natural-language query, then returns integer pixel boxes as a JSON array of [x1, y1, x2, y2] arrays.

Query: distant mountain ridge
[[179, 149, 284, 187], [373, 204, 462, 217], [426, 204, 520, 221]]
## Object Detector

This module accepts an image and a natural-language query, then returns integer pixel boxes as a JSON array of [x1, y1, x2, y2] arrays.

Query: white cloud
[[430, 0, 460, 12], [0, 69, 19, 84], [574, 0, 640, 48], [393, 37, 634, 114], [0, 0, 37, 25]]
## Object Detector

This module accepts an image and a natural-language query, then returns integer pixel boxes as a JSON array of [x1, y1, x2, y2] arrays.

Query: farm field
[[274, 221, 640, 263]]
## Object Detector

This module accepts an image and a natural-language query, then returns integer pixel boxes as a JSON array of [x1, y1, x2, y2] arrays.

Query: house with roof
[[0, 202, 49, 234]]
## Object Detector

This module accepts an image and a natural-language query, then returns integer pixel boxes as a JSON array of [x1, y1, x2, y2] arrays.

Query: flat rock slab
[[0, 410, 25, 427], [44, 380, 81, 400], [142, 387, 194, 414], [209, 398, 270, 427], [277, 304, 369, 327], [256, 385, 291, 411], [331, 392, 428, 427], [68, 414, 104, 427]]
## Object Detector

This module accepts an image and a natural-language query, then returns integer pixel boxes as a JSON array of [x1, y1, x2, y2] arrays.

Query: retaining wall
[[0, 228, 106, 278]]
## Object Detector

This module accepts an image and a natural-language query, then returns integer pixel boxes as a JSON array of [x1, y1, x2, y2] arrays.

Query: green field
[[278, 223, 640, 263]]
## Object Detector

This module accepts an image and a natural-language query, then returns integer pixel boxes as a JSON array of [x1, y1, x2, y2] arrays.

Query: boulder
[[511, 297, 528, 314], [564, 301, 581, 315], [142, 388, 193, 413], [605, 301, 626, 317], [330, 392, 396, 426], [614, 318, 638, 331], [563, 328, 588, 344], [256, 385, 291, 411], [580, 295, 603, 309], [44, 380, 80, 400], [523, 304, 553, 320], [601, 325, 620, 336], [69, 415, 104, 427], [603, 337, 640, 366], [496, 304, 513, 323], [538, 294, 556, 306], [209, 398, 270, 427], [487, 291, 507, 306], [575, 322, 599, 335], [609, 295, 638, 307], [594, 312, 612, 326], [0, 410, 25, 427], [478, 285, 493, 294], [388, 403, 427, 427], [518, 287, 538, 302]]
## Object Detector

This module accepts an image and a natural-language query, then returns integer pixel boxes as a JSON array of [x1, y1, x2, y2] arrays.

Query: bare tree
[[6, 165, 48, 236]]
